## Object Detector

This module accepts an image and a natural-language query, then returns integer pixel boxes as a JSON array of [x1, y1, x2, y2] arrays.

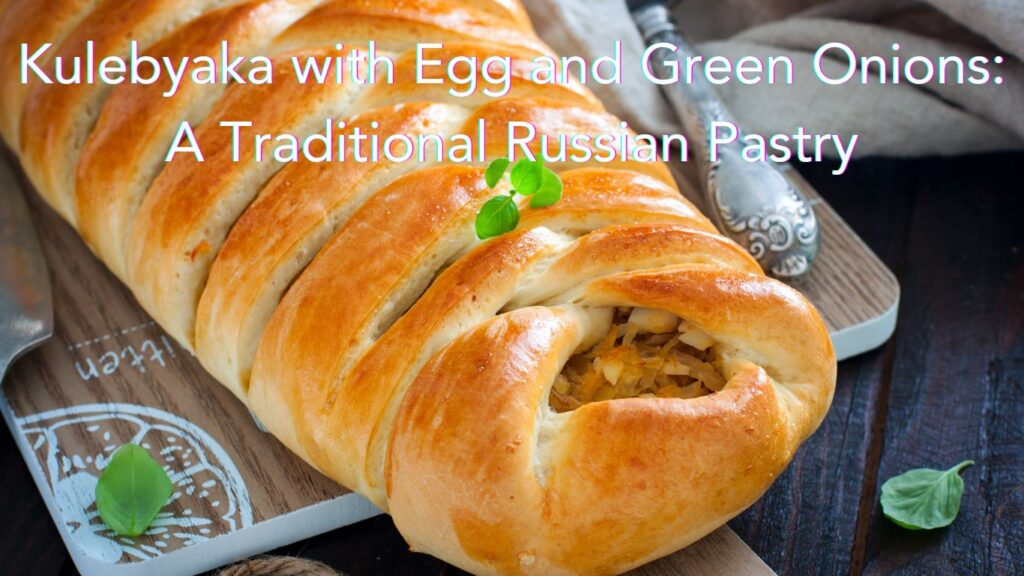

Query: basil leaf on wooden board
[[95, 443, 174, 537], [484, 157, 511, 189], [880, 460, 974, 530], [509, 159, 542, 196], [475, 194, 519, 239], [530, 167, 563, 208]]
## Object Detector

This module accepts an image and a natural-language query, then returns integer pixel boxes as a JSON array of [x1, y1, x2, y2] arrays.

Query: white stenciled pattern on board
[[17, 403, 253, 563]]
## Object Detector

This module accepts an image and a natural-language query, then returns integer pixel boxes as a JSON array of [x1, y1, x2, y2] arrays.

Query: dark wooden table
[[2, 152, 1021, 576]]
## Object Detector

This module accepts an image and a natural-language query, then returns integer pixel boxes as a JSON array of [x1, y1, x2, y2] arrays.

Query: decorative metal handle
[[631, 3, 819, 281]]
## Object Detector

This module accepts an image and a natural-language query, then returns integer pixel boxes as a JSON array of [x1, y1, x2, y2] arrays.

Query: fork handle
[[631, 3, 820, 281]]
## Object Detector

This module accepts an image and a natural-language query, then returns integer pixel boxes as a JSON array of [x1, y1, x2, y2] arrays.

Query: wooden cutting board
[[0, 151, 897, 576]]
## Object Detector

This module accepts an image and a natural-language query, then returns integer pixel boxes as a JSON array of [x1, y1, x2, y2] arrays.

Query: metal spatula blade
[[0, 154, 52, 377]]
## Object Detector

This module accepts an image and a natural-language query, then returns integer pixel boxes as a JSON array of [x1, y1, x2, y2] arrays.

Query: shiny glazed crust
[[0, 1, 837, 573]]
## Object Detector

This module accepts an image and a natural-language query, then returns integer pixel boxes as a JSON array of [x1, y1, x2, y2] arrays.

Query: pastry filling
[[549, 307, 726, 412]]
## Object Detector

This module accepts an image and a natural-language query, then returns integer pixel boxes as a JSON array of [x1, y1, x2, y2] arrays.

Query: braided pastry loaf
[[1, 0, 836, 573]]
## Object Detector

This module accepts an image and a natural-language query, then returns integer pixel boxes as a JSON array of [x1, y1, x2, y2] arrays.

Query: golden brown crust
[[387, 307, 577, 575], [248, 165, 497, 482], [387, 266, 833, 574], [1, 0, 837, 572], [464, 99, 675, 185], [75, 0, 316, 280], [518, 168, 700, 232], [506, 223, 762, 308], [0, 0, 96, 149], [18, 0, 243, 224], [336, 227, 565, 507], [126, 46, 367, 348], [196, 101, 470, 399], [354, 42, 601, 111], [271, 0, 546, 55]]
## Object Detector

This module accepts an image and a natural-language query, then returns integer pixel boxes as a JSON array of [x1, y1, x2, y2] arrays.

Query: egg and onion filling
[[550, 307, 726, 412]]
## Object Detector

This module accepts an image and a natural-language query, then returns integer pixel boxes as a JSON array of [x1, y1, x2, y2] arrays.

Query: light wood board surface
[[1, 150, 899, 575]]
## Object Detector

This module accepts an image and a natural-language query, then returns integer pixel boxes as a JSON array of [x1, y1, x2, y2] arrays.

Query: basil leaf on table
[[880, 460, 974, 530], [95, 443, 174, 537], [475, 194, 520, 239]]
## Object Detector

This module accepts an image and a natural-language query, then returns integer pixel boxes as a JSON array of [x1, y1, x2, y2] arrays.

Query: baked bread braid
[[1, 0, 837, 573]]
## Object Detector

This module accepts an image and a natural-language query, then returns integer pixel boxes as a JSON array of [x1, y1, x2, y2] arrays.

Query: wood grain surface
[[729, 153, 1023, 576]]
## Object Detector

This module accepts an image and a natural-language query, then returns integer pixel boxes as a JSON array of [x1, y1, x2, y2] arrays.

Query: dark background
[[2, 152, 1021, 575]]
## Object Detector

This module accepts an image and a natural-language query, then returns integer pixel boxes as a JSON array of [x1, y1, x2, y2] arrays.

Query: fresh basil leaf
[[484, 157, 511, 189], [509, 159, 542, 196], [95, 443, 173, 537], [530, 166, 563, 208], [475, 194, 519, 239], [880, 460, 974, 530]]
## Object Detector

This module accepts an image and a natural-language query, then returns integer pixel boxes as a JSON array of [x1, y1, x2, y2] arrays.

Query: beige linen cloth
[[521, 0, 1024, 157]]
